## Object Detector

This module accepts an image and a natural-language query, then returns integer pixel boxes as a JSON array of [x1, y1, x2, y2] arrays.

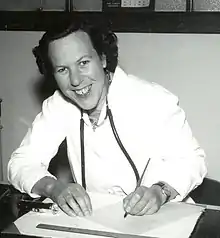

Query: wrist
[[151, 184, 166, 205], [31, 176, 58, 198], [44, 177, 58, 198], [152, 182, 171, 205]]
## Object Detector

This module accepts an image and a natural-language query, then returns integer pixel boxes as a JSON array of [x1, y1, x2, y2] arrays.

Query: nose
[[69, 68, 82, 87]]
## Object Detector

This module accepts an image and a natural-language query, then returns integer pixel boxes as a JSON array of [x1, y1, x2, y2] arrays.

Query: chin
[[80, 104, 97, 111], [65, 93, 98, 111]]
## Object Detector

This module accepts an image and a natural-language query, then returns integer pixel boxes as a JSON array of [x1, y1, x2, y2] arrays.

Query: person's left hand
[[123, 185, 164, 216]]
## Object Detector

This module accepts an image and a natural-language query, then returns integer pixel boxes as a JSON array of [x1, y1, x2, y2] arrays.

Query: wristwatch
[[153, 182, 171, 204]]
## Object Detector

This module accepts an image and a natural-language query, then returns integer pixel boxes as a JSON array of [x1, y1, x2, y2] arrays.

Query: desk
[[2, 208, 220, 238], [1, 184, 220, 238]]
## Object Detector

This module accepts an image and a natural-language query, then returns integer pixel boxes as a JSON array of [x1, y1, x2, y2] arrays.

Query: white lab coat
[[8, 66, 207, 201]]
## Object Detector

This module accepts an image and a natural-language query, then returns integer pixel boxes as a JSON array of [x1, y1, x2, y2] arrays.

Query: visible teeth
[[75, 86, 91, 95]]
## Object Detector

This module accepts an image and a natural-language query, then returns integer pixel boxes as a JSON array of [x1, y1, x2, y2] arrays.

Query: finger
[[75, 185, 92, 215], [83, 192, 92, 214], [58, 196, 77, 217], [68, 185, 91, 216], [136, 202, 159, 216], [135, 196, 161, 216], [144, 194, 161, 215], [75, 197, 91, 216], [129, 197, 149, 215], [135, 199, 153, 216], [134, 188, 159, 216], [61, 203, 77, 217], [124, 190, 143, 213], [65, 193, 84, 217], [145, 204, 160, 215]]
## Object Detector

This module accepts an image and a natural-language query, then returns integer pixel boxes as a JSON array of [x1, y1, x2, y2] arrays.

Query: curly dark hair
[[32, 18, 118, 77]]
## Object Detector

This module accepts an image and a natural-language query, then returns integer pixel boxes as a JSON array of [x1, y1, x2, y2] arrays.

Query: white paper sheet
[[14, 192, 204, 238]]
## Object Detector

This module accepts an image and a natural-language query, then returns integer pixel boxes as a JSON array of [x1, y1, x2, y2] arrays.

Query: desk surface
[[1, 183, 220, 238], [2, 209, 220, 238], [0, 199, 208, 238]]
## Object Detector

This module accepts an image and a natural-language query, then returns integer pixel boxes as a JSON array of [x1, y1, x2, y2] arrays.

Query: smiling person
[[8, 18, 207, 217]]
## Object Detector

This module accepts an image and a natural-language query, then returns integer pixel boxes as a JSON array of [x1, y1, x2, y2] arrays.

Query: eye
[[56, 67, 68, 74], [79, 60, 90, 67]]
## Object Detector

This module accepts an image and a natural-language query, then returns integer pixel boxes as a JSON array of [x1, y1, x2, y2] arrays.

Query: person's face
[[48, 30, 107, 111]]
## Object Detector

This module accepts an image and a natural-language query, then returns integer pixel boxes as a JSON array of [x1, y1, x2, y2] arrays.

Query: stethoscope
[[80, 100, 140, 190]]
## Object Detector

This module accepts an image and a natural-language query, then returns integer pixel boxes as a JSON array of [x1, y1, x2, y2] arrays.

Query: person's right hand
[[49, 181, 92, 217]]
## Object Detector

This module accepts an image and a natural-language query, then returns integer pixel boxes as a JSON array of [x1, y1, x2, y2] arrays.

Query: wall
[[0, 31, 44, 181], [1, 0, 220, 11], [0, 31, 220, 182], [117, 33, 220, 180]]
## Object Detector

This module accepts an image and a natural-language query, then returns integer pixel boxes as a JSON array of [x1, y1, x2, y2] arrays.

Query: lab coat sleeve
[[143, 86, 207, 201], [7, 92, 68, 197]]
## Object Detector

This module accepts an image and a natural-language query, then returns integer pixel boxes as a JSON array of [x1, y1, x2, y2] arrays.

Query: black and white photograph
[[0, 1, 220, 238]]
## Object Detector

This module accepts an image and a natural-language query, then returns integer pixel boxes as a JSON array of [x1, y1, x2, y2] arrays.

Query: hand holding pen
[[123, 158, 164, 217]]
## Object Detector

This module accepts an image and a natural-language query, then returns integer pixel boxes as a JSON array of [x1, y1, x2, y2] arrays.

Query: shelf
[[1, 11, 220, 33]]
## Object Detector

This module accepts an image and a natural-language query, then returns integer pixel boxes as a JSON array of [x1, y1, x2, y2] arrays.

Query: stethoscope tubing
[[106, 106, 140, 183], [80, 104, 140, 190]]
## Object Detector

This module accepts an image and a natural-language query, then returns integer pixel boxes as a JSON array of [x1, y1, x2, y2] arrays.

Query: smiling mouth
[[75, 85, 92, 96]]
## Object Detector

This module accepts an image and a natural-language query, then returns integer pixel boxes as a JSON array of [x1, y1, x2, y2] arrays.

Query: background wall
[[1, 0, 220, 11], [0, 31, 44, 181], [0, 31, 220, 182]]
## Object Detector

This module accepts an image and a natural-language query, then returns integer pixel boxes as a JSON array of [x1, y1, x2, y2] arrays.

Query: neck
[[88, 93, 106, 123]]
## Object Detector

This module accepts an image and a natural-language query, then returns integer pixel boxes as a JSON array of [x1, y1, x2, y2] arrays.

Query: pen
[[124, 158, 151, 218]]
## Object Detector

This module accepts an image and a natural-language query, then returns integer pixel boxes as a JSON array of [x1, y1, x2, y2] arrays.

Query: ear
[[101, 54, 107, 69]]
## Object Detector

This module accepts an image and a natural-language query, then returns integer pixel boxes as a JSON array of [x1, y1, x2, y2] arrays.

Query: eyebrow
[[76, 55, 92, 63], [54, 65, 66, 69], [53, 55, 92, 68]]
